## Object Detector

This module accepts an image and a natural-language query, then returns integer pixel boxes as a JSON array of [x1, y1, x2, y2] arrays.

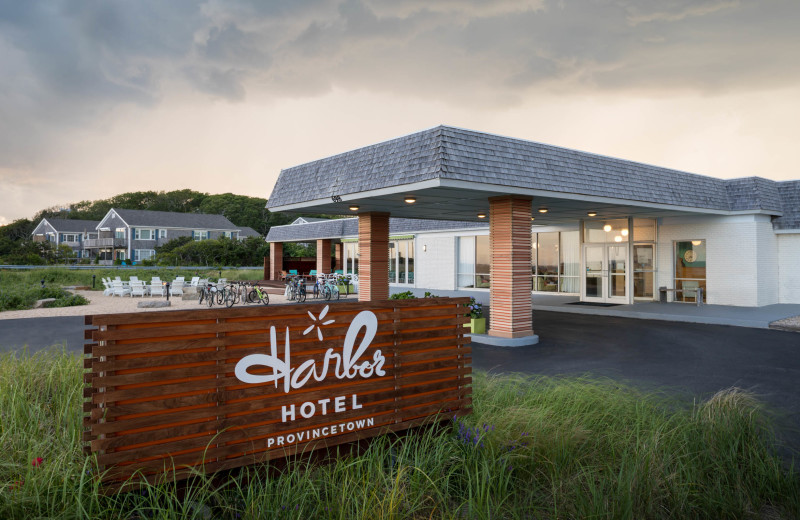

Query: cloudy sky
[[1, 0, 799, 224]]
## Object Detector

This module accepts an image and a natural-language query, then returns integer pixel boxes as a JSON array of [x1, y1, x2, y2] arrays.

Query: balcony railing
[[83, 238, 126, 248]]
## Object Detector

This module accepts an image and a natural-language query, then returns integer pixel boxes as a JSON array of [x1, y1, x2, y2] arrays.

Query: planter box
[[467, 317, 486, 335]]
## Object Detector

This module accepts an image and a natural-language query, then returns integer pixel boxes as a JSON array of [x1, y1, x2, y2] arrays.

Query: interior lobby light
[[538, 208, 549, 213], [349, 205, 360, 211], [621, 229, 629, 236], [477, 213, 486, 219], [603, 224, 612, 232], [530, 217, 535, 221], [587, 212, 597, 217], [404, 196, 416, 204], [614, 235, 622, 242], [692, 240, 702, 246]]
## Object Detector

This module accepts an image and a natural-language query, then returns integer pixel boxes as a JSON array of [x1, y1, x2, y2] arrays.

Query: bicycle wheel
[[333, 286, 340, 301], [207, 289, 214, 307], [323, 286, 331, 301], [225, 290, 236, 308], [259, 290, 270, 305], [216, 288, 225, 305], [248, 289, 258, 304], [198, 288, 205, 305]]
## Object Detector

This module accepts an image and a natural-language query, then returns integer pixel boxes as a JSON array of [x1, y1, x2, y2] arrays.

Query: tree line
[[0, 189, 334, 265]]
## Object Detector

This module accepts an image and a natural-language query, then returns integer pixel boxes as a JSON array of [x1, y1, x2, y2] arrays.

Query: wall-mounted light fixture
[[621, 229, 629, 237], [691, 240, 702, 246], [587, 212, 597, 217], [603, 224, 612, 232], [404, 196, 416, 204], [349, 205, 360, 211], [423, 244, 427, 252], [538, 208, 549, 213], [530, 217, 535, 221], [477, 213, 486, 219], [614, 235, 622, 243]]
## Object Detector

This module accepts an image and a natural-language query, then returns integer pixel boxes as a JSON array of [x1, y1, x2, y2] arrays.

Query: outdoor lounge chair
[[112, 280, 131, 297], [170, 280, 184, 296], [149, 282, 165, 297], [130, 280, 147, 297]]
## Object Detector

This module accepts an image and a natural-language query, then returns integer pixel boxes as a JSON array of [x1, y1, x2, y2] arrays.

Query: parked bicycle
[[247, 283, 270, 306], [285, 276, 307, 303], [198, 282, 218, 307]]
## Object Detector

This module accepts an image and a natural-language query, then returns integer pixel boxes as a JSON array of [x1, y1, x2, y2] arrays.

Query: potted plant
[[466, 298, 485, 334]]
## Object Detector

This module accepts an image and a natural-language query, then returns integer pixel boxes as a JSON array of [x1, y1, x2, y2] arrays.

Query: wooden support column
[[334, 243, 343, 271], [358, 213, 390, 302], [269, 242, 283, 281], [316, 239, 331, 274], [488, 196, 534, 338]]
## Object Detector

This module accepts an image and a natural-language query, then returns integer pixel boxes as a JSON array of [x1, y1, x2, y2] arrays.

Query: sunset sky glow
[[2, 0, 799, 225]]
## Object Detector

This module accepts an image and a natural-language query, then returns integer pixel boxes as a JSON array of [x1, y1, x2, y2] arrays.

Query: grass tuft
[[0, 353, 797, 519]]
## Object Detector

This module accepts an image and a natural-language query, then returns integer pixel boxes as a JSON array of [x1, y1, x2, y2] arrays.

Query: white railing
[[83, 238, 126, 248]]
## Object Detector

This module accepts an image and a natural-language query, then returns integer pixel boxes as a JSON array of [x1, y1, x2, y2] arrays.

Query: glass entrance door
[[582, 244, 629, 303]]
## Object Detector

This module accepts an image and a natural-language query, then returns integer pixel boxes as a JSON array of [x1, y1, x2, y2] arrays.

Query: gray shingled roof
[[266, 217, 486, 242], [268, 126, 792, 224], [237, 226, 262, 238], [773, 181, 800, 231], [112, 209, 238, 230], [45, 219, 101, 232]]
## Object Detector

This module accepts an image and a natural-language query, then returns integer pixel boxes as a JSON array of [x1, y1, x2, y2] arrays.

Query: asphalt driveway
[[472, 311, 800, 455]]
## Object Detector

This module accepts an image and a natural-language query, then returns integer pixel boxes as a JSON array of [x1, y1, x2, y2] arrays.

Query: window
[[343, 242, 359, 275], [388, 239, 414, 284], [61, 233, 79, 243], [457, 235, 490, 288], [134, 249, 156, 262], [135, 228, 154, 240], [159, 229, 167, 239], [193, 230, 209, 241], [115, 228, 125, 239], [675, 240, 706, 302], [531, 231, 579, 293], [633, 219, 657, 298]]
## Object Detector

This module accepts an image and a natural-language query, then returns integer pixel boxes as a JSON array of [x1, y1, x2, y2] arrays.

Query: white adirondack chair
[[150, 281, 166, 297], [112, 280, 131, 297], [169, 280, 184, 296], [129, 276, 139, 283], [190, 276, 200, 287], [130, 280, 147, 297]]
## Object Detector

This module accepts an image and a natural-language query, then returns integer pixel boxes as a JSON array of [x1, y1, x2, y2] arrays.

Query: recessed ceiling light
[[538, 208, 548, 213], [691, 240, 702, 246], [621, 229, 629, 236], [404, 196, 416, 204], [603, 224, 612, 232], [587, 212, 597, 217], [530, 217, 535, 221], [614, 235, 622, 243], [477, 213, 486, 219], [349, 205, 360, 211]]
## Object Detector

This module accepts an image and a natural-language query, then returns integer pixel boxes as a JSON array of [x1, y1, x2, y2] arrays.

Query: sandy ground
[[0, 288, 359, 320]]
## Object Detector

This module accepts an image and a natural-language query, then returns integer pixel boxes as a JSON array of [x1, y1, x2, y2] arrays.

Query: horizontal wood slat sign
[[84, 297, 471, 490]]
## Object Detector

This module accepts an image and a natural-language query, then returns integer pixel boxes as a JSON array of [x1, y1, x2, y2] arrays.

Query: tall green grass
[[1, 349, 797, 519]]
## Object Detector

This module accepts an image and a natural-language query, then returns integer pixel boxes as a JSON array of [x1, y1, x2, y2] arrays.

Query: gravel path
[[0, 288, 359, 320]]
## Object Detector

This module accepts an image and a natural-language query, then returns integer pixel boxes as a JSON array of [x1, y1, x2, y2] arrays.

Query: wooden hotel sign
[[83, 298, 471, 488]]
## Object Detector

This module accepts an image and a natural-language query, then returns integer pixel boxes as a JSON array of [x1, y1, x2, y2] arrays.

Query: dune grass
[[1, 348, 798, 519]]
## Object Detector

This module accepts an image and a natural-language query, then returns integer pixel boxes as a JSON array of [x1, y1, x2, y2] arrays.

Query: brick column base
[[489, 196, 534, 338], [316, 239, 331, 274], [358, 213, 390, 302], [269, 242, 283, 281]]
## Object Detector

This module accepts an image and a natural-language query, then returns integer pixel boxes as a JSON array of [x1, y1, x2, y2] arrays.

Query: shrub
[[389, 291, 416, 300]]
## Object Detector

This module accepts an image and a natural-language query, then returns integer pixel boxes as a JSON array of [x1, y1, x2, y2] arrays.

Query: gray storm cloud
[[0, 0, 798, 219]]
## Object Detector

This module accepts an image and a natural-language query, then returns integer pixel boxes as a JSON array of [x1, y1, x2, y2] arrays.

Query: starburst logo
[[303, 305, 335, 341]]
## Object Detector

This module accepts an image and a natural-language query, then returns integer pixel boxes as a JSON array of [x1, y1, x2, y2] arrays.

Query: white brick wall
[[414, 233, 457, 291], [656, 215, 776, 307], [756, 222, 780, 306], [778, 233, 800, 304]]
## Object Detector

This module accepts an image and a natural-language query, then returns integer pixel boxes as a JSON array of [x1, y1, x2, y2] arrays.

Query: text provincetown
[[266, 417, 376, 449]]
